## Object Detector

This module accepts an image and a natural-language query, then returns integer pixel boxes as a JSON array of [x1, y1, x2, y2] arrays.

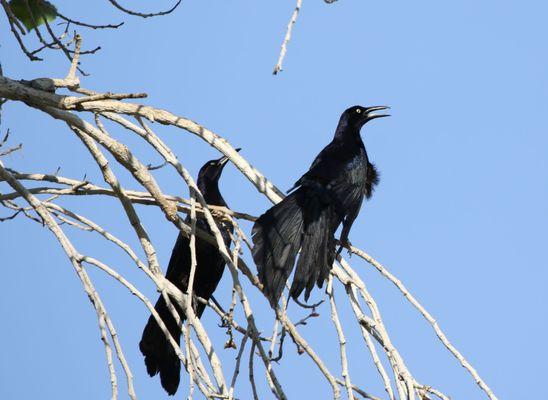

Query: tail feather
[[290, 198, 328, 301], [291, 203, 338, 301], [252, 188, 338, 306], [139, 297, 184, 395], [252, 192, 304, 307], [319, 230, 337, 287]]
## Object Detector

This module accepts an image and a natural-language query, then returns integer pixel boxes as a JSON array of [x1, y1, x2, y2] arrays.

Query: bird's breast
[[344, 153, 368, 185]]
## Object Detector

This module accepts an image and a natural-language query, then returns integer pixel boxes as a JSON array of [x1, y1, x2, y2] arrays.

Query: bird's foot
[[337, 240, 353, 257]]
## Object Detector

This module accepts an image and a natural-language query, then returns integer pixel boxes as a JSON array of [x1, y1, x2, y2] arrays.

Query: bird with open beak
[[252, 105, 389, 307]]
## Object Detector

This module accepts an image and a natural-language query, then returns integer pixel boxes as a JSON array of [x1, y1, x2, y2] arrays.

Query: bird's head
[[197, 148, 241, 185], [340, 105, 390, 130], [196, 148, 241, 205]]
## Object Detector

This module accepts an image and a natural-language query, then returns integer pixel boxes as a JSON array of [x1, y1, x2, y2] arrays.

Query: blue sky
[[1, 1, 547, 399]]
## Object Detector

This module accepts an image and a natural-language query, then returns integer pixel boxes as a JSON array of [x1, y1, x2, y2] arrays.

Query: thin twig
[[327, 276, 354, 400], [56, 12, 124, 29], [228, 330, 249, 400], [248, 341, 260, 400], [0, 143, 22, 157], [273, 0, 303, 75], [107, 0, 182, 18]]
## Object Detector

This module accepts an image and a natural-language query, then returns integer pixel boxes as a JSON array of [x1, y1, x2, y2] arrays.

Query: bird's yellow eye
[[210, 162, 215, 166], [356, 108, 362, 113]]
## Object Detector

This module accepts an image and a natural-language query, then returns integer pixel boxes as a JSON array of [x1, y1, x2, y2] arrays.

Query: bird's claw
[[336, 240, 353, 257]]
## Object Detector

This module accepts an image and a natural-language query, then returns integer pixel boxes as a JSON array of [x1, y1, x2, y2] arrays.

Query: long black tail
[[252, 188, 338, 307], [139, 296, 186, 396]]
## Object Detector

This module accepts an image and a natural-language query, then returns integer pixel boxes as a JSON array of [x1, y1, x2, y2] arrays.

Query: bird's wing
[[165, 232, 192, 285], [288, 140, 346, 192]]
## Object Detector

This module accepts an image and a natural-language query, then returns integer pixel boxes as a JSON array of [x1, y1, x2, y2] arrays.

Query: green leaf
[[8, 0, 58, 32]]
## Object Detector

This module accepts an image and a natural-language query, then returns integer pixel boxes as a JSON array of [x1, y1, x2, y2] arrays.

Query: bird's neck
[[334, 123, 363, 145], [197, 180, 227, 207]]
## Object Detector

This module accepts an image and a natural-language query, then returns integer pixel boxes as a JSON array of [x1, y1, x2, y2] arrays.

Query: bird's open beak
[[218, 148, 242, 166], [365, 106, 390, 121]]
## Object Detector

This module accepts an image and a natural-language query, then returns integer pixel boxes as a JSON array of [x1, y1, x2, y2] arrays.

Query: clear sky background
[[1, 1, 547, 399]]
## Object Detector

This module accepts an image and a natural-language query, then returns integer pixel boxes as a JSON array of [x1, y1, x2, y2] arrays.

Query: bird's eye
[[355, 108, 362, 114], [210, 162, 215, 166]]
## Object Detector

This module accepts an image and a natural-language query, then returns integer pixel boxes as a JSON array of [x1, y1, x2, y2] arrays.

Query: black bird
[[252, 106, 388, 307], [140, 152, 237, 395]]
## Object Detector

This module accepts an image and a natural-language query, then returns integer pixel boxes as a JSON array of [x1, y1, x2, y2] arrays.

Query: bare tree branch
[[273, 0, 303, 75]]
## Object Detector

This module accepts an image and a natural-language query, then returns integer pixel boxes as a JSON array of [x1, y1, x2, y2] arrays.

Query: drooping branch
[[346, 245, 498, 400]]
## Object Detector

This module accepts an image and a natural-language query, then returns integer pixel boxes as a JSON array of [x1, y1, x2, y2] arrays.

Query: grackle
[[251, 106, 388, 307], [139, 151, 238, 395]]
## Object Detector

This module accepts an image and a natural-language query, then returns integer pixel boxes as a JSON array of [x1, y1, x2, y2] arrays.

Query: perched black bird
[[140, 152, 238, 395], [252, 106, 388, 307]]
